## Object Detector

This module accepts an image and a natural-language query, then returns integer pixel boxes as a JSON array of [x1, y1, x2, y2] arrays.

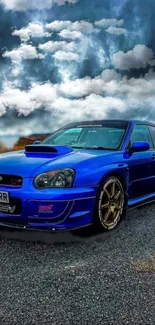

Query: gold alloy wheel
[[98, 177, 124, 229]]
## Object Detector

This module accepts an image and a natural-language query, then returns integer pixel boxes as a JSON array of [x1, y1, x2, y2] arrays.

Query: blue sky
[[0, 0, 155, 136]]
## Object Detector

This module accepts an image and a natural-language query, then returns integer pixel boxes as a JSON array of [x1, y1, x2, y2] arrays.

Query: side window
[[130, 125, 153, 149], [148, 126, 155, 148]]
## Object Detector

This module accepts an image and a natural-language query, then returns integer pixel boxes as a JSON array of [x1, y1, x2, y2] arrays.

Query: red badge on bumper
[[39, 205, 53, 212]]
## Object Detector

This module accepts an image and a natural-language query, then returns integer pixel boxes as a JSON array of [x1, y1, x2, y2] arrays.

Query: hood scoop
[[24, 145, 74, 156]]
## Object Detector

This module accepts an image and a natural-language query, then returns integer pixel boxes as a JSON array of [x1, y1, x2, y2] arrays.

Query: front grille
[[0, 174, 23, 187], [0, 198, 22, 215]]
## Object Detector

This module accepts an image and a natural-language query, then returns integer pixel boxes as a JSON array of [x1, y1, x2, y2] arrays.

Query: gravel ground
[[1, 205, 155, 325]]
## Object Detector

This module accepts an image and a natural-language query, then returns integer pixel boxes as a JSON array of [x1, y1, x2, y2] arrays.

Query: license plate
[[0, 191, 9, 203]]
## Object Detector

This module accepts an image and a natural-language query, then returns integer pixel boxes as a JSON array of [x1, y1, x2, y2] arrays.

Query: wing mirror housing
[[129, 141, 150, 153]]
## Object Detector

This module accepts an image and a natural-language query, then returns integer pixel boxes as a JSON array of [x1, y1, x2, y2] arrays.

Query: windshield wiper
[[72, 146, 110, 150], [71, 146, 84, 149], [84, 146, 107, 150]]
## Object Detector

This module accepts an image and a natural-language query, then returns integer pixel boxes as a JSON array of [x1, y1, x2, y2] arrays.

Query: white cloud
[[58, 77, 96, 97], [0, 0, 78, 11], [0, 82, 57, 116], [1, 66, 155, 134], [55, 0, 78, 4], [144, 68, 155, 80], [0, 88, 40, 116], [59, 29, 82, 39], [11, 65, 21, 77], [0, 80, 126, 120], [46, 20, 94, 33], [39, 40, 77, 53], [51, 94, 126, 124], [56, 68, 155, 101], [100, 69, 121, 82], [2, 68, 155, 109], [30, 82, 57, 106], [57, 70, 122, 98], [12, 23, 51, 42], [3, 44, 44, 61], [0, 100, 7, 117], [53, 50, 79, 61], [106, 26, 127, 36], [1, 41, 155, 134], [94, 18, 124, 28], [112, 45, 155, 70], [46, 20, 71, 31]]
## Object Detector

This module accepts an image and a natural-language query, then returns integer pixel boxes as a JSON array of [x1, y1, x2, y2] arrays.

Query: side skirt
[[127, 193, 155, 212]]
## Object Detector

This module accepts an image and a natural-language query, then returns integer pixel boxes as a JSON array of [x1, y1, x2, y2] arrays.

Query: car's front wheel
[[93, 176, 125, 231]]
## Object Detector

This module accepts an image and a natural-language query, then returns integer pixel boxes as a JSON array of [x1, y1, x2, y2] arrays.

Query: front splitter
[[0, 221, 92, 232]]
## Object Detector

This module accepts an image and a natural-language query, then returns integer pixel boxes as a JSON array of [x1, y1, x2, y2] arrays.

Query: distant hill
[[0, 141, 9, 153], [12, 133, 51, 151], [0, 133, 51, 153], [28, 133, 51, 141]]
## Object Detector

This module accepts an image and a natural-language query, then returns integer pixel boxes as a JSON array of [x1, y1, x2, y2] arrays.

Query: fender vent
[[0, 174, 23, 187]]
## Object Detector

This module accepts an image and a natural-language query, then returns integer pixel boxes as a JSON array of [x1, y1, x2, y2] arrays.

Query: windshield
[[42, 122, 128, 150]]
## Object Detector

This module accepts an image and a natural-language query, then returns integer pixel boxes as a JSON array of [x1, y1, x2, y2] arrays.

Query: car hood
[[0, 145, 116, 178]]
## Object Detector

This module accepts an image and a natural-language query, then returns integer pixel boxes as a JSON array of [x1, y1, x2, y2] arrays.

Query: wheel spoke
[[111, 210, 116, 219], [111, 182, 115, 198], [103, 209, 111, 223], [114, 190, 121, 200], [114, 203, 121, 211], [101, 202, 109, 209], [105, 189, 111, 199]]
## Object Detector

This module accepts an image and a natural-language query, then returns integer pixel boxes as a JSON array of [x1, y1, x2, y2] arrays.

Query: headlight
[[34, 168, 75, 189]]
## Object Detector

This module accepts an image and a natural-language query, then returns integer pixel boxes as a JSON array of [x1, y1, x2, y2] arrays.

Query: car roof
[[64, 119, 155, 127]]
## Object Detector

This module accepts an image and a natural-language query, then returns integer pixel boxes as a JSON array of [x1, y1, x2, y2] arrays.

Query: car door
[[127, 124, 154, 199]]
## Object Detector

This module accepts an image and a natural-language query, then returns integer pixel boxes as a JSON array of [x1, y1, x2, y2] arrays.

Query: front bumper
[[0, 179, 97, 231]]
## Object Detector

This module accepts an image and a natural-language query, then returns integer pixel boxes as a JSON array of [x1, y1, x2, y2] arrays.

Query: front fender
[[74, 163, 129, 190]]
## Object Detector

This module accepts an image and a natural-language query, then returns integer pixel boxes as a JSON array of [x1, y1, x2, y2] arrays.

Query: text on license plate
[[0, 191, 9, 203]]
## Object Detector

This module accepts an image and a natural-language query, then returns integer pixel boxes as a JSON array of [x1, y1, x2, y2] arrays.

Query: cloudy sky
[[0, 0, 155, 136]]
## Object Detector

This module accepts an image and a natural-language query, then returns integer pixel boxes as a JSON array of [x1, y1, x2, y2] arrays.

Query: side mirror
[[33, 140, 41, 145], [130, 141, 150, 152]]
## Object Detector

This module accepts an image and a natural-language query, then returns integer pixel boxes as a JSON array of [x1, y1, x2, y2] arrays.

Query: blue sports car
[[0, 119, 155, 232]]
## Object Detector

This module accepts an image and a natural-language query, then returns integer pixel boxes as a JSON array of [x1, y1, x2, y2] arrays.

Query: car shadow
[[0, 224, 103, 244]]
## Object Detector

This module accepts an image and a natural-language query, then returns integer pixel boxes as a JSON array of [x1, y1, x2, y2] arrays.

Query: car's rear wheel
[[93, 176, 125, 231]]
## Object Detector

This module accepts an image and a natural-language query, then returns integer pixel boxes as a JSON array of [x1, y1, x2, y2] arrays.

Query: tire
[[93, 176, 125, 231]]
